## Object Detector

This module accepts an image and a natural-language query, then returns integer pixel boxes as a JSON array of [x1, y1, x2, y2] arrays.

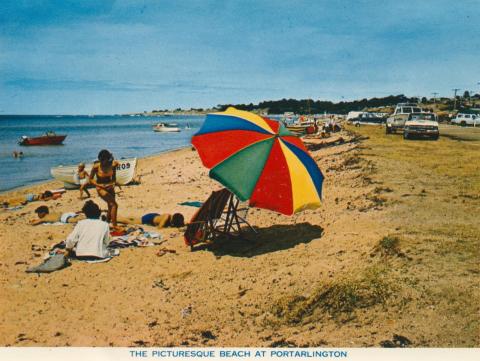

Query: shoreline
[[0, 145, 192, 196]]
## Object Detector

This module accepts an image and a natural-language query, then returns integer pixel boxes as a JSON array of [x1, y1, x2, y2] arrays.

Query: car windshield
[[412, 107, 422, 113], [409, 113, 435, 121]]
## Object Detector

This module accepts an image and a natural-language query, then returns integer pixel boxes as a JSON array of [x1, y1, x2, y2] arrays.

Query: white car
[[403, 113, 439, 140], [386, 103, 424, 133], [451, 113, 479, 126]]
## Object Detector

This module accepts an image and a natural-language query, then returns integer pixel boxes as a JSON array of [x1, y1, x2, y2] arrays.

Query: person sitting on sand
[[2, 190, 62, 208], [89, 149, 119, 227], [75, 162, 91, 199], [64, 200, 111, 259], [30, 205, 85, 225], [117, 212, 185, 228]]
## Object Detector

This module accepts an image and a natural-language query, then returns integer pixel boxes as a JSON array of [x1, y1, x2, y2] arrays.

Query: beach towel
[[76, 249, 120, 263], [179, 201, 203, 208], [26, 254, 70, 273], [60, 212, 77, 223], [2, 205, 24, 211], [109, 229, 163, 248]]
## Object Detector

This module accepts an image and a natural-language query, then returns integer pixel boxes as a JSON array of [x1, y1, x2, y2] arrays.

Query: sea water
[[0, 115, 204, 192]]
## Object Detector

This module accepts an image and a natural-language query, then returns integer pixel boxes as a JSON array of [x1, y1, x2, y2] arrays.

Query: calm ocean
[[0, 115, 204, 192]]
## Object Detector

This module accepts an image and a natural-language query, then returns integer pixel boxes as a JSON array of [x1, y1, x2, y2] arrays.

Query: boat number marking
[[116, 163, 131, 170]]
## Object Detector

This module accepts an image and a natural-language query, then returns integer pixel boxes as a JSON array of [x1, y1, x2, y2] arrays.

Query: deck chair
[[184, 188, 255, 250]]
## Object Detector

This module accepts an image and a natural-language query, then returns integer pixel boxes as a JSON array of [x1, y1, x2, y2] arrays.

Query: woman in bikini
[[117, 212, 185, 228], [89, 149, 119, 227]]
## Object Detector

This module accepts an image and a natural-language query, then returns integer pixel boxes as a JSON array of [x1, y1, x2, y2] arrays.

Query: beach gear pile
[[25, 227, 163, 273]]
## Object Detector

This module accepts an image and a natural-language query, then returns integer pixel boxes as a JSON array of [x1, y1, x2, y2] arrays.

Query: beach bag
[[26, 254, 70, 273]]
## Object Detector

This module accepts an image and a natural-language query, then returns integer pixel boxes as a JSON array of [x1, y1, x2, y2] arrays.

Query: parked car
[[403, 113, 439, 140], [451, 113, 479, 126], [386, 103, 424, 133], [349, 112, 386, 125]]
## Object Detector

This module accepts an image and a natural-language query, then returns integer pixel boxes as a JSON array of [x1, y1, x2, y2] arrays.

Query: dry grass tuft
[[269, 266, 394, 325]]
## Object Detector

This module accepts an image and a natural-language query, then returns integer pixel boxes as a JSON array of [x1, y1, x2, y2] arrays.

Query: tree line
[[216, 94, 479, 115]]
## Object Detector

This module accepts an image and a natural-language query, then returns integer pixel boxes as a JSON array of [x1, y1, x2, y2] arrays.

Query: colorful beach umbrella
[[191, 107, 324, 215]]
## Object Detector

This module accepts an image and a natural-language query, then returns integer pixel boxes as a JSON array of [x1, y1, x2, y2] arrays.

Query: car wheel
[[461, 121, 466, 127], [403, 132, 409, 140], [432, 135, 439, 141], [385, 127, 391, 134]]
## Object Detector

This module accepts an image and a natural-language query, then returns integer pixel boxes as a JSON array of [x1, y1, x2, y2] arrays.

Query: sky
[[0, 0, 479, 114]]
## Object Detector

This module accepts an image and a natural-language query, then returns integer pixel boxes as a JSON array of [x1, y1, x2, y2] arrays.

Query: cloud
[[3, 77, 280, 93]]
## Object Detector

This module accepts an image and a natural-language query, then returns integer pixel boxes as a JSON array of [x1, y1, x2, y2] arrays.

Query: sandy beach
[[0, 126, 478, 347]]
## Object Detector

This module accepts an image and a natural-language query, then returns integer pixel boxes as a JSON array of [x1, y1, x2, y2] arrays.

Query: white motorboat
[[50, 158, 137, 189], [153, 122, 181, 132]]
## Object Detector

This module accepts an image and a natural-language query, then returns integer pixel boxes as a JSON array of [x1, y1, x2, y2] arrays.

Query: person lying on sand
[[64, 200, 111, 259], [117, 212, 185, 228], [2, 190, 62, 208], [30, 205, 85, 225]]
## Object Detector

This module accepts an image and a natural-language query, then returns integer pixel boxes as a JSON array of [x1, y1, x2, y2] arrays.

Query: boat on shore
[[51, 158, 137, 189], [153, 122, 181, 132], [18, 131, 67, 146]]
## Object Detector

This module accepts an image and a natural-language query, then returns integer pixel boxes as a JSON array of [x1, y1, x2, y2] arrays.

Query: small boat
[[153, 122, 181, 132], [18, 131, 67, 146], [51, 158, 137, 189], [285, 125, 307, 135]]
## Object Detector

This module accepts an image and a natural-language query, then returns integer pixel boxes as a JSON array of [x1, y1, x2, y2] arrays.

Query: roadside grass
[[265, 125, 480, 345], [263, 125, 479, 344], [346, 124, 480, 346], [348, 124, 480, 194]]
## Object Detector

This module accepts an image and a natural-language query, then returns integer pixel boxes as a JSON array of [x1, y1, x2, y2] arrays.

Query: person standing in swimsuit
[[89, 149, 119, 227]]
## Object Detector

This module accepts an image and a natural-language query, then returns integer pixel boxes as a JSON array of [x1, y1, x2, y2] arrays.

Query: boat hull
[[50, 158, 137, 188], [153, 127, 180, 132], [19, 135, 67, 146]]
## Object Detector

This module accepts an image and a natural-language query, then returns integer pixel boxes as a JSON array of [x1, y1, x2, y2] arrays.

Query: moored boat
[[153, 122, 181, 132], [18, 131, 67, 146], [50, 158, 137, 189]]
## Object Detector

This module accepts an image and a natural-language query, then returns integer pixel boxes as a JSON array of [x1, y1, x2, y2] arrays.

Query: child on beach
[[30, 205, 85, 225], [75, 163, 91, 199], [117, 212, 185, 228]]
